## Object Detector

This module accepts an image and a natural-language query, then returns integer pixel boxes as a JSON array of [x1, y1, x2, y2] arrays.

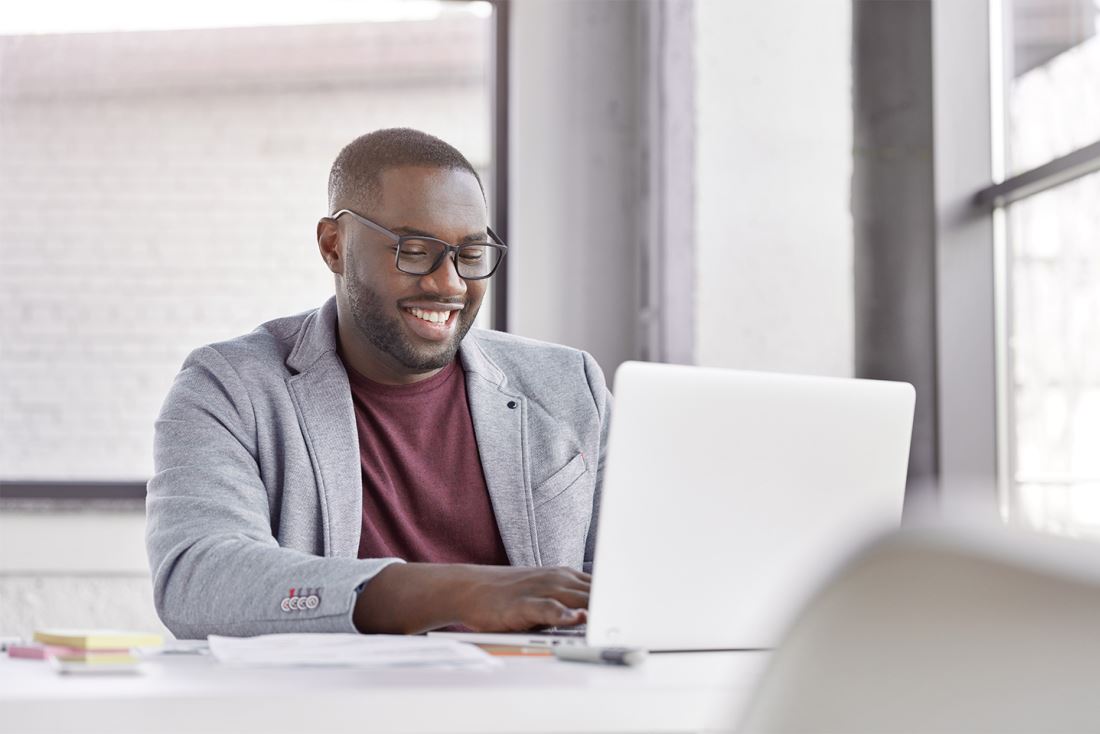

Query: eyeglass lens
[[398, 239, 502, 279]]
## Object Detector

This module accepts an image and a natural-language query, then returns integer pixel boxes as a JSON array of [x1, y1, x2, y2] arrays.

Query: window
[[0, 2, 498, 500], [999, 0, 1100, 535]]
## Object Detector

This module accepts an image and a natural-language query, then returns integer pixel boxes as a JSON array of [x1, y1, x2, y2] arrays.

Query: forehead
[[368, 165, 486, 233]]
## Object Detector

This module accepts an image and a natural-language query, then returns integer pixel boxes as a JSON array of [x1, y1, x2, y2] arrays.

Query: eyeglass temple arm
[[329, 210, 399, 242], [486, 226, 508, 250]]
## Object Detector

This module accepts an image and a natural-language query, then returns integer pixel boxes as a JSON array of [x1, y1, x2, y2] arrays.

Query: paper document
[[208, 634, 499, 670]]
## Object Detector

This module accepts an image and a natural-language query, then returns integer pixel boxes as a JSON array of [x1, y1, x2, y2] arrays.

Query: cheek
[[466, 282, 488, 309], [348, 252, 404, 300]]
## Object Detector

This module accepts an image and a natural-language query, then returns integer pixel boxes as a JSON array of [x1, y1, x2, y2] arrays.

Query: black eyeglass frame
[[328, 208, 508, 281]]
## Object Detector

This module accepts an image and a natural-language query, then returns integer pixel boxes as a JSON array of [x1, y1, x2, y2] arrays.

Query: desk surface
[[2, 649, 768, 734]]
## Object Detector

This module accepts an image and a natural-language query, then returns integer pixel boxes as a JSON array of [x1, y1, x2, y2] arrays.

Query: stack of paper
[[29, 629, 164, 674], [208, 634, 499, 670], [33, 630, 163, 650]]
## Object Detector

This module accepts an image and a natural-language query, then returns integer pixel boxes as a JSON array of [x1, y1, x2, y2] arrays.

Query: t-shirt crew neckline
[[340, 354, 460, 397]]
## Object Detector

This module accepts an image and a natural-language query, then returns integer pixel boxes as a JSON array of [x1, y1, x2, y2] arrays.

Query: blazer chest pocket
[[533, 453, 588, 508]]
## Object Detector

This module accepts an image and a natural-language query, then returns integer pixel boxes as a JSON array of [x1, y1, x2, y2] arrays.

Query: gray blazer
[[146, 297, 611, 639]]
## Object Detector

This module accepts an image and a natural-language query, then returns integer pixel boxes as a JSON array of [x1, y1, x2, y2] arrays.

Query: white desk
[[2, 649, 768, 734]]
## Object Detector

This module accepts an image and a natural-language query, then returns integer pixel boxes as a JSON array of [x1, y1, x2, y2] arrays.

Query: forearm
[[352, 563, 472, 634], [352, 563, 591, 634]]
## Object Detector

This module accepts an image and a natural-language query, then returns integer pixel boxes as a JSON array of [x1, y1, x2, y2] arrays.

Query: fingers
[[458, 565, 593, 632], [500, 569, 591, 630], [548, 588, 589, 610], [523, 597, 586, 628], [519, 568, 589, 609], [533, 566, 590, 592], [560, 567, 592, 584]]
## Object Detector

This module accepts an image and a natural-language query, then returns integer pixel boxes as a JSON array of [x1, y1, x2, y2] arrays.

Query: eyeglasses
[[329, 209, 508, 280]]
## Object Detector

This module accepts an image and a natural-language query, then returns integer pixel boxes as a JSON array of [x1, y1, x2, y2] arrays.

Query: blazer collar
[[286, 296, 341, 375], [284, 297, 361, 558]]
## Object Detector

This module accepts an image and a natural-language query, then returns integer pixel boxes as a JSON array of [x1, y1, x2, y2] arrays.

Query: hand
[[451, 565, 590, 632], [353, 563, 590, 635]]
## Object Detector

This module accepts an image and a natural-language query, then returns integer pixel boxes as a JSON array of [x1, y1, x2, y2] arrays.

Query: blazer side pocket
[[532, 453, 587, 508]]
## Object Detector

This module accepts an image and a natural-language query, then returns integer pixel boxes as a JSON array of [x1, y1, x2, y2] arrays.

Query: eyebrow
[[391, 225, 489, 243]]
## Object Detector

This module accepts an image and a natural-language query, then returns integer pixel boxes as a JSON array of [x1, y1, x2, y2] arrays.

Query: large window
[[996, 0, 1100, 535], [0, 2, 496, 498]]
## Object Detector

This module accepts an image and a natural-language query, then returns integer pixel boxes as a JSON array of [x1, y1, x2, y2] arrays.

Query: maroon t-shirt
[[341, 355, 510, 566]]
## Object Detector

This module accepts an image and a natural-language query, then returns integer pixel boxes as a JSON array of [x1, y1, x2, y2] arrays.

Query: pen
[[553, 646, 647, 666]]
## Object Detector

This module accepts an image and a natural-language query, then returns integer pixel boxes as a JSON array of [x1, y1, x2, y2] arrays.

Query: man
[[146, 128, 610, 639]]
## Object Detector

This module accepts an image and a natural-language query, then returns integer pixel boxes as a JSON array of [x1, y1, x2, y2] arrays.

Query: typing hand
[[453, 565, 590, 632], [353, 563, 590, 635]]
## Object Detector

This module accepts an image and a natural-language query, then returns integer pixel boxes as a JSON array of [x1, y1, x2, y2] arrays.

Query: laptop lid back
[[585, 361, 915, 650]]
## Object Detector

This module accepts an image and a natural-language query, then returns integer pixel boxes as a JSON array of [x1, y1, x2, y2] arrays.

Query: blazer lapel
[[283, 308, 538, 567], [285, 298, 363, 559], [461, 336, 540, 567]]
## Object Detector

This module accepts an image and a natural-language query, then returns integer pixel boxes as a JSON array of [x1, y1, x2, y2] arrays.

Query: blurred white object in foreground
[[739, 524, 1100, 733]]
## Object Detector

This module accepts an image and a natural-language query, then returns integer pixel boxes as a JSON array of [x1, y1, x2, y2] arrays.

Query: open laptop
[[432, 361, 915, 651]]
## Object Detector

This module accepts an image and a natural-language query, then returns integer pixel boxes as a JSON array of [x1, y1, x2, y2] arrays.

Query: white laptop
[[433, 361, 915, 651]]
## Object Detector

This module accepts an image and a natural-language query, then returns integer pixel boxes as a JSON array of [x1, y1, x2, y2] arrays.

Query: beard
[[343, 267, 479, 374]]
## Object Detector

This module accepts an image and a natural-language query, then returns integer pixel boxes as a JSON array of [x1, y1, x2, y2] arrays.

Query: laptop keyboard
[[537, 624, 587, 637]]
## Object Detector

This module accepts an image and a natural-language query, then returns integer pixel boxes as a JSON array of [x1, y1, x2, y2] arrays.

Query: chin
[[398, 332, 464, 372], [400, 349, 459, 373]]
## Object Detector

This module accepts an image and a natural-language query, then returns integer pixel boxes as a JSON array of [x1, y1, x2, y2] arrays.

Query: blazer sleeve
[[581, 349, 613, 572], [145, 345, 400, 639]]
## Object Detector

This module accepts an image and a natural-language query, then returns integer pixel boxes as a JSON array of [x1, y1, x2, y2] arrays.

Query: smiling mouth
[[404, 306, 457, 324]]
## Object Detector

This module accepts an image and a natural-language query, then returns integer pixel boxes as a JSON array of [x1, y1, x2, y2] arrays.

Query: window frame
[[932, 0, 1003, 516], [933, 0, 1100, 520]]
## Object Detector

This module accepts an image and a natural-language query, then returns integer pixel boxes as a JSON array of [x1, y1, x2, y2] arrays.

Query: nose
[[419, 253, 467, 298]]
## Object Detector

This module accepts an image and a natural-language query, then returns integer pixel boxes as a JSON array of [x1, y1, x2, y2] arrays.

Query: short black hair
[[327, 128, 484, 213]]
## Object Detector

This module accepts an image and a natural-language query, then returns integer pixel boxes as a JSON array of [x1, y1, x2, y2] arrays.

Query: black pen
[[553, 646, 648, 666]]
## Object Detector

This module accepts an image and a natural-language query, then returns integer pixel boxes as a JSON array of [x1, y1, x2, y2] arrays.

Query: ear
[[317, 218, 344, 275]]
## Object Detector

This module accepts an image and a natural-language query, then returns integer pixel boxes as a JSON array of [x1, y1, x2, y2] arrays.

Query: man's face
[[338, 166, 488, 377]]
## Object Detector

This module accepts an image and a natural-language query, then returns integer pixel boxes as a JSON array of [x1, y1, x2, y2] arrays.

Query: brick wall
[[0, 19, 491, 481]]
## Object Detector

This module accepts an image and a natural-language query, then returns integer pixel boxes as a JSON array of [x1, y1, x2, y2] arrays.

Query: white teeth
[[408, 307, 450, 324]]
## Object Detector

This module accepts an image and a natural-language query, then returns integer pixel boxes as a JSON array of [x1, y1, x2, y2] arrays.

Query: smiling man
[[146, 129, 610, 638]]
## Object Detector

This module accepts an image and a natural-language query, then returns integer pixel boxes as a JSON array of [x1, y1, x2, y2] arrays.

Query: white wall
[[507, 0, 854, 378], [0, 511, 164, 637], [694, 0, 853, 376], [508, 0, 645, 374]]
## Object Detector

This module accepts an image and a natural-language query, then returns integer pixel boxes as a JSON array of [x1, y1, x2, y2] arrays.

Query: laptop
[[432, 361, 915, 651]]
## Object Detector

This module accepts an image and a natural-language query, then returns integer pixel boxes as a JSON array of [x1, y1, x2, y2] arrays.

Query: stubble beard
[[344, 269, 478, 373]]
